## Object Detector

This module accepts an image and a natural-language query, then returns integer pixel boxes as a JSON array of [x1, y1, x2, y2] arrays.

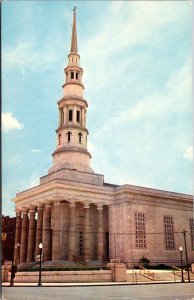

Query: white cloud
[[2, 112, 23, 133], [184, 146, 193, 160], [32, 149, 41, 153], [3, 40, 57, 72], [94, 58, 191, 138], [82, 2, 189, 71]]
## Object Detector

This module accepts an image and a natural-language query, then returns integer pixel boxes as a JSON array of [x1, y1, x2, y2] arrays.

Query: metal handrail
[[139, 266, 155, 280], [171, 265, 186, 279]]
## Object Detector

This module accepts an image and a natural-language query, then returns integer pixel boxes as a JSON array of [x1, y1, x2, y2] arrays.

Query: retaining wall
[[8, 270, 112, 283]]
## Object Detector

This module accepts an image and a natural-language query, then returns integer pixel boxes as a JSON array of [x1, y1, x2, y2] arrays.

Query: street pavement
[[2, 283, 194, 300]]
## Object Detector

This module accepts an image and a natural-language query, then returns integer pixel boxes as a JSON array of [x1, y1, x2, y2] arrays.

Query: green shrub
[[139, 256, 150, 268], [21, 266, 110, 272]]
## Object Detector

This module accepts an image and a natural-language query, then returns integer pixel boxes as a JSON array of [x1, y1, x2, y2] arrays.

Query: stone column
[[20, 208, 29, 263], [58, 108, 61, 127], [64, 106, 67, 126], [83, 204, 90, 261], [35, 204, 43, 256], [73, 106, 76, 124], [52, 202, 61, 260], [14, 209, 22, 264], [26, 207, 36, 262], [97, 205, 104, 261], [81, 108, 85, 127], [108, 205, 116, 260], [61, 107, 64, 126], [42, 202, 52, 261], [68, 202, 76, 260]]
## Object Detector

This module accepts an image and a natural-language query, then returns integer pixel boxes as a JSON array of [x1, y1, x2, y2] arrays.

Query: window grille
[[135, 213, 146, 249], [189, 218, 194, 250], [164, 216, 175, 250]]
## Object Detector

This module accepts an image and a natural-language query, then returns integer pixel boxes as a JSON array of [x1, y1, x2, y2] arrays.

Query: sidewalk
[[2, 280, 192, 287]]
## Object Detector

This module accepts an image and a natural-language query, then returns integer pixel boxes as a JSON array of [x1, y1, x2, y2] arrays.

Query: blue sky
[[2, 1, 193, 216]]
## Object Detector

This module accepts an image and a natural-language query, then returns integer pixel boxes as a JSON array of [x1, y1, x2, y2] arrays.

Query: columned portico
[[68, 202, 76, 260], [27, 207, 36, 262], [83, 203, 90, 261], [42, 202, 52, 261], [20, 209, 29, 263]]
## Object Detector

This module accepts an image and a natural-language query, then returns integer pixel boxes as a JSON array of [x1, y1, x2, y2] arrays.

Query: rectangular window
[[76, 110, 80, 122], [135, 213, 146, 249], [71, 71, 74, 79], [76, 72, 79, 80], [69, 110, 73, 122], [190, 218, 194, 250], [164, 216, 175, 250]]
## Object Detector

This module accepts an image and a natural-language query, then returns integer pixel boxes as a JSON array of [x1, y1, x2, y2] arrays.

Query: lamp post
[[38, 243, 43, 286], [179, 246, 184, 283], [182, 229, 190, 283]]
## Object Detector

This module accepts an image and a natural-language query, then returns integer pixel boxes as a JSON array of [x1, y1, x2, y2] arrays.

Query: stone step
[[18, 260, 106, 271]]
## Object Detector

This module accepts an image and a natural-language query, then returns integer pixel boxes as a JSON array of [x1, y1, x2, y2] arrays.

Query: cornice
[[12, 178, 115, 205], [58, 96, 88, 107], [68, 52, 80, 59], [56, 126, 89, 135], [64, 65, 83, 73], [115, 184, 193, 202], [62, 82, 84, 89], [52, 146, 92, 158]]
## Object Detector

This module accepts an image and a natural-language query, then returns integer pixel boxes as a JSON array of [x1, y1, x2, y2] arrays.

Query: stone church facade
[[13, 8, 193, 267]]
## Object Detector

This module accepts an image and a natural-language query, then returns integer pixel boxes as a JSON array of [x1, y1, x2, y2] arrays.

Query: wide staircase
[[127, 266, 193, 283], [18, 259, 106, 272]]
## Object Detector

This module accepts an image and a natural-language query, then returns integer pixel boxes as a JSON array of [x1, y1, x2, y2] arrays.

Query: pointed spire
[[70, 6, 78, 53]]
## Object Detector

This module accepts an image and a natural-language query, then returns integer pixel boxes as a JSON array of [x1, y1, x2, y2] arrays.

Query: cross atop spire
[[70, 6, 78, 53]]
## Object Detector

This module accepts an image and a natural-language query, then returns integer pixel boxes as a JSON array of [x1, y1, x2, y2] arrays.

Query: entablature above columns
[[12, 179, 116, 213]]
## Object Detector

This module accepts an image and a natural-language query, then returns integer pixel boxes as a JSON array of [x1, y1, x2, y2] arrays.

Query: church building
[[13, 8, 193, 268]]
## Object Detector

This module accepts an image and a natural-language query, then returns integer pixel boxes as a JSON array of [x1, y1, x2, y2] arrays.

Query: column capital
[[69, 201, 76, 208], [21, 207, 29, 214], [29, 206, 36, 213], [37, 203, 44, 210], [53, 201, 61, 206], [83, 201, 90, 209], [97, 204, 104, 210], [15, 208, 22, 215], [84, 205, 90, 209], [44, 201, 52, 208]]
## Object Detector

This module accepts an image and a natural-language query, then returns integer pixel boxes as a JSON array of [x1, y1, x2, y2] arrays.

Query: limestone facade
[[13, 174, 193, 266], [12, 8, 194, 267]]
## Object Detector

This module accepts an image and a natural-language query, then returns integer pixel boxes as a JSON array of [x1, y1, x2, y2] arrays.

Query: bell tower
[[49, 7, 93, 174]]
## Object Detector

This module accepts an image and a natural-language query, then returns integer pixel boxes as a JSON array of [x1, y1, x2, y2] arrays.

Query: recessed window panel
[[69, 110, 73, 122], [77, 110, 80, 122], [71, 71, 74, 79]]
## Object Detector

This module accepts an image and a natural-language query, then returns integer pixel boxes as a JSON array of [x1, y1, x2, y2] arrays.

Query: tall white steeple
[[49, 7, 93, 174]]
